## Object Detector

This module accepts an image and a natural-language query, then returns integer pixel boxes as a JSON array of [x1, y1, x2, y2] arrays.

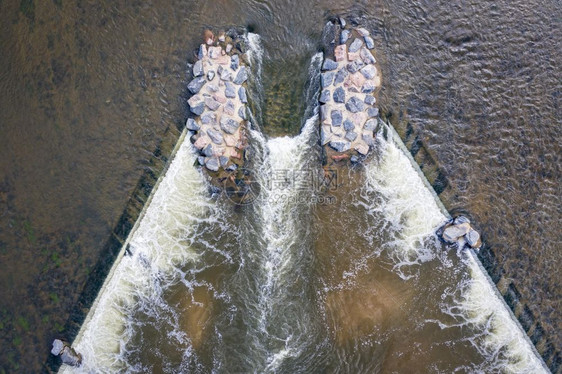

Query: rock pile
[[51, 339, 82, 367], [320, 19, 381, 164], [187, 30, 249, 175], [441, 216, 482, 250]]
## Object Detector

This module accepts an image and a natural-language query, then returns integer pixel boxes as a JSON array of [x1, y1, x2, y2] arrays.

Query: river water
[[0, 0, 560, 373]]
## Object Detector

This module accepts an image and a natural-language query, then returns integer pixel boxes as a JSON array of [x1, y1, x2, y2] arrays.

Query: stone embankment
[[440, 215, 482, 250], [186, 30, 250, 191], [320, 18, 381, 165]]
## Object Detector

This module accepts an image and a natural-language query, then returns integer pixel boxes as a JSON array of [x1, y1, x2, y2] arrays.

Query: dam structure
[[57, 26, 548, 373]]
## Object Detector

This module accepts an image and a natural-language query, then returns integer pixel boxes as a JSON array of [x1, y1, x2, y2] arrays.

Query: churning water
[[58, 36, 548, 373]]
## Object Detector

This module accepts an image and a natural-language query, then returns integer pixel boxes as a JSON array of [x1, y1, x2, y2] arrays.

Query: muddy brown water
[[0, 0, 560, 372]]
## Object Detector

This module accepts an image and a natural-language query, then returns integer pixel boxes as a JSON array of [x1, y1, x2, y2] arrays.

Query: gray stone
[[205, 97, 221, 111], [345, 131, 358, 141], [197, 156, 205, 165], [340, 29, 351, 44], [226, 164, 238, 172], [331, 110, 343, 126], [346, 60, 365, 73], [60, 346, 82, 367], [320, 89, 331, 104], [239, 86, 247, 103], [364, 95, 376, 106], [339, 17, 346, 28], [207, 83, 219, 92], [320, 105, 329, 119], [360, 47, 376, 64], [329, 141, 351, 152], [198, 44, 207, 59], [349, 38, 364, 53], [207, 129, 224, 144], [224, 100, 235, 116], [364, 119, 378, 131], [333, 87, 345, 103], [219, 156, 229, 167], [345, 96, 364, 113], [231, 54, 239, 70], [185, 118, 200, 131], [201, 112, 216, 125], [350, 155, 359, 163], [218, 66, 232, 81], [207, 70, 216, 81], [360, 65, 377, 79], [362, 82, 375, 93], [220, 117, 240, 134], [51, 339, 65, 355], [233, 66, 248, 84], [320, 127, 332, 145], [190, 101, 205, 116], [367, 107, 379, 117], [442, 222, 471, 243], [193, 60, 204, 77], [466, 229, 481, 248], [454, 216, 471, 225], [321, 71, 335, 88], [226, 44, 233, 53], [334, 68, 348, 84], [322, 58, 338, 71], [364, 36, 375, 49], [205, 157, 220, 171], [343, 119, 355, 131], [188, 77, 206, 94], [52, 340, 82, 367], [202, 144, 214, 157], [362, 132, 375, 146], [356, 27, 370, 37], [238, 106, 247, 120], [225, 82, 236, 98]]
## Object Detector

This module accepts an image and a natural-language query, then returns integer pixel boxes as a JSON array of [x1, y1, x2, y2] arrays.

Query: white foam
[[460, 255, 548, 373], [62, 138, 212, 373], [363, 135, 447, 275]]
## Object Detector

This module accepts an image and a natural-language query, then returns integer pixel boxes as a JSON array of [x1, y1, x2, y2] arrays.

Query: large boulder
[[442, 222, 471, 243], [51, 339, 82, 367], [466, 229, 482, 249]]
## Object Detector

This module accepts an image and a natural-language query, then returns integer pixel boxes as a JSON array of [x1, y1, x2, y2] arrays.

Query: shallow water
[[0, 0, 560, 372]]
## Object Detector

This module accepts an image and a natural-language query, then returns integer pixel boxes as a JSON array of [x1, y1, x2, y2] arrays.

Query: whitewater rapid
[[60, 35, 547, 374]]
